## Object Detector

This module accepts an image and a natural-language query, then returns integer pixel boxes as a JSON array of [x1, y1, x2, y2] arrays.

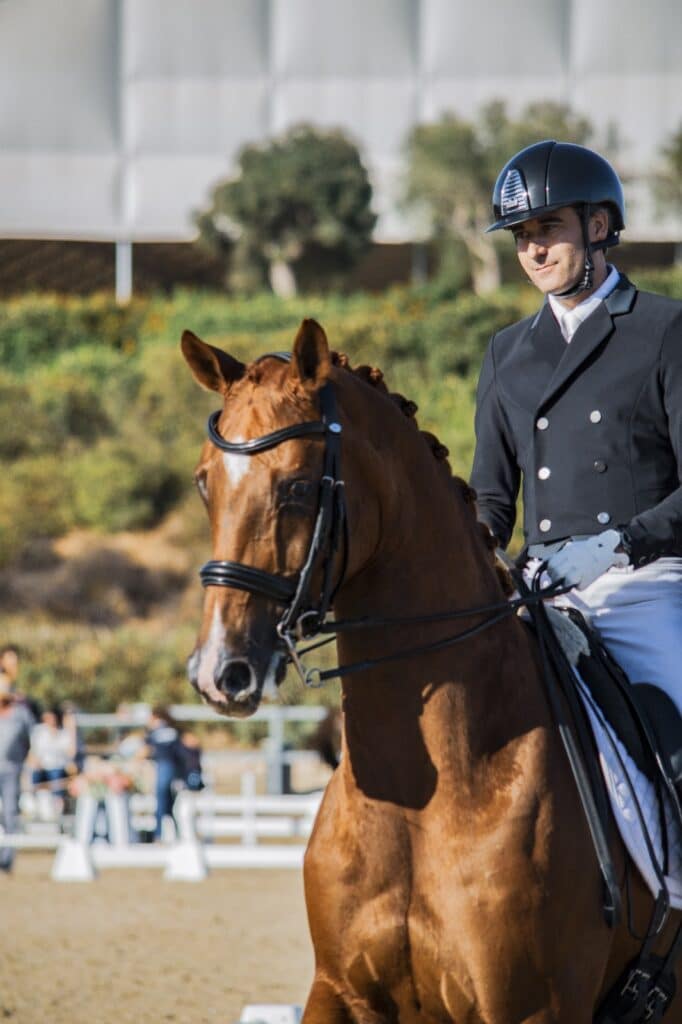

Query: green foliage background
[[3, 267, 681, 714]]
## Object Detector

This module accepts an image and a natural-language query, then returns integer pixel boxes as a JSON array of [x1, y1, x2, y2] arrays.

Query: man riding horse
[[471, 140, 682, 799], [182, 138, 682, 1021]]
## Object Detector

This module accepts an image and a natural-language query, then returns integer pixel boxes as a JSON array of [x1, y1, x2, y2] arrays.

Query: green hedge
[[0, 294, 147, 372], [3, 270, 680, 567], [0, 284, 532, 564]]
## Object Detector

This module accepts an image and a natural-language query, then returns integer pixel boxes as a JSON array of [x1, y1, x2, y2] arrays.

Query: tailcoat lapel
[[536, 275, 637, 412], [529, 302, 568, 373]]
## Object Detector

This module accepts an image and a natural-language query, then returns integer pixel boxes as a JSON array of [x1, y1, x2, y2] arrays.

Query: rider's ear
[[589, 207, 610, 244], [181, 330, 245, 395], [290, 319, 331, 390]]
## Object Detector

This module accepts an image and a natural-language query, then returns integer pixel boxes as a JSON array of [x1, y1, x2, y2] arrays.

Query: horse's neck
[[336, 450, 501, 631], [333, 461, 531, 807]]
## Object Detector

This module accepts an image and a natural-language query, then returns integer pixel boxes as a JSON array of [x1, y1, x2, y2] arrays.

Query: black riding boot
[[635, 683, 682, 813]]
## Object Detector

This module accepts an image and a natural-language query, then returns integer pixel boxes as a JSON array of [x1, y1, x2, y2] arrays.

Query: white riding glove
[[544, 529, 630, 591]]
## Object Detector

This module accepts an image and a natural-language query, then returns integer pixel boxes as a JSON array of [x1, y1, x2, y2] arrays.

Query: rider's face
[[511, 206, 607, 304]]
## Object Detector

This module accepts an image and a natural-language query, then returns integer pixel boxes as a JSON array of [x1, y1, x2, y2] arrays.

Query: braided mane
[[331, 348, 465, 479], [331, 351, 512, 593]]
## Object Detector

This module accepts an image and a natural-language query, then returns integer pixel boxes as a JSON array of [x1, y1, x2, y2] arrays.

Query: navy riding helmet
[[487, 139, 625, 249]]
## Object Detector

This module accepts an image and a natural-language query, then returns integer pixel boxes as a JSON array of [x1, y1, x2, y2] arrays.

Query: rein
[[301, 588, 567, 686], [199, 356, 569, 687]]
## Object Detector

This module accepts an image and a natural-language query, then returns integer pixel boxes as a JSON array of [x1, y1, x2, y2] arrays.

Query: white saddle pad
[[576, 674, 682, 909]]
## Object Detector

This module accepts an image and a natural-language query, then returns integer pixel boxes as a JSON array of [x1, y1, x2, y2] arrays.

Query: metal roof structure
[[0, 0, 680, 244]]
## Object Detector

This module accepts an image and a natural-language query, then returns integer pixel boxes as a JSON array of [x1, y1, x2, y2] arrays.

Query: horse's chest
[[307, 785, 554, 1021]]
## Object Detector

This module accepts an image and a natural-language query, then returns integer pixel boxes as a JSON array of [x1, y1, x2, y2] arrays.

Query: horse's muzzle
[[187, 641, 286, 718]]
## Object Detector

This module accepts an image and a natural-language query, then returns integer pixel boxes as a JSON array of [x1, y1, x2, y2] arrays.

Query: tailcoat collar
[[530, 274, 637, 411]]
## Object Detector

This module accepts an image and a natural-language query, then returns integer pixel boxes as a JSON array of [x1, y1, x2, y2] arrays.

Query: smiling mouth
[[533, 263, 556, 273]]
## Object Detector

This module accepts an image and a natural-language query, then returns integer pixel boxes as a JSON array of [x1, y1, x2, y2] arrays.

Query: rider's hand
[[545, 530, 630, 591]]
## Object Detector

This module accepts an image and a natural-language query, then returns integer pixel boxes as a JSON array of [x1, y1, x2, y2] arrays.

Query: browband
[[207, 412, 327, 455]]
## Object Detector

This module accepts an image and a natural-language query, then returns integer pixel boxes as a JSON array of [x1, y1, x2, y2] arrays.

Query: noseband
[[200, 354, 348, 675]]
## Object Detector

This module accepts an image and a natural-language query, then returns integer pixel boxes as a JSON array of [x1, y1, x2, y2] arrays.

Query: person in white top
[[29, 705, 77, 805]]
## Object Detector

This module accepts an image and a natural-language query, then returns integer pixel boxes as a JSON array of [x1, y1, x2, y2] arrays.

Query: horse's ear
[[181, 330, 245, 394], [290, 319, 331, 390]]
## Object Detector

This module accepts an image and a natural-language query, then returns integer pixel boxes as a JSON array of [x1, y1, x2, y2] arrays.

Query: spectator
[[117, 728, 146, 761], [61, 701, 86, 773], [179, 730, 205, 792], [29, 704, 78, 810], [0, 644, 41, 721], [140, 706, 185, 840], [0, 676, 34, 873]]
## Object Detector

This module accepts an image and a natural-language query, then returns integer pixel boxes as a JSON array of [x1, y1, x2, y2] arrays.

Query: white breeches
[[529, 557, 682, 717]]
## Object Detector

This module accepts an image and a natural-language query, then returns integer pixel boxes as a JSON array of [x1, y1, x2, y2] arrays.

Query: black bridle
[[198, 354, 571, 687], [200, 355, 348, 677]]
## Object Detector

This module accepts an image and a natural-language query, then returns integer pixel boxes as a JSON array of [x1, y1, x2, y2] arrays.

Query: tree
[[196, 125, 377, 296], [652, 124, 682, 221], [404, 101, 593, 295]]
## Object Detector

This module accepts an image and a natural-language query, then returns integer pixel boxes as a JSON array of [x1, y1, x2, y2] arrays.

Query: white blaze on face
[[222, 437, 251, 488], [198, 603, 227, 691]]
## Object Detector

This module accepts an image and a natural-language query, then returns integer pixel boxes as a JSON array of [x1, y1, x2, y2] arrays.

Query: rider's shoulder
[[490, 311, 539, 350], [630, 284, 682, 322]]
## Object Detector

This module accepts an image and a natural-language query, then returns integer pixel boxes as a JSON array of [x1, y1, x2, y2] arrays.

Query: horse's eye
[[287, 479, 314, 501]]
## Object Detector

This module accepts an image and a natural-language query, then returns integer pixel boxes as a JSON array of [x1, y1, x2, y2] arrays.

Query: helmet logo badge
[[500, 168, 530, 216]]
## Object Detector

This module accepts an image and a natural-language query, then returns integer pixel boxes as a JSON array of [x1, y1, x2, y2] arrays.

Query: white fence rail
[[37, 771, 324, 881]]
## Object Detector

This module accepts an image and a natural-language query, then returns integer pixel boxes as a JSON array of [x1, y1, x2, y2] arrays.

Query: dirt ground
[[0, 854, 314, 1024]]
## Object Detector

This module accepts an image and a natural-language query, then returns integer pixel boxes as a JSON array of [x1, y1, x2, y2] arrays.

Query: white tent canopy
[[0, 0, 680, 244]]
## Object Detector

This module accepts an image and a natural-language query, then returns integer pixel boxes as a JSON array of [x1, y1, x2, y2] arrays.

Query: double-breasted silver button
[[539, 518, 552, 532], [597, 512, 611, 525], [589, 410, 602, 424], [536, 417, 549, 430], [593, 460, 607, 473], [537, 466, 551, 480]]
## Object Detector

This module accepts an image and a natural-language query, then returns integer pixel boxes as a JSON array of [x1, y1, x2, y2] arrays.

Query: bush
[[4, 616, 199, 713], [31, 370, 111, 448], [69, 439, 185, 533], [0, 293, 148, 373], [0, 373, 41, 458], [0, 455, 74, 563]]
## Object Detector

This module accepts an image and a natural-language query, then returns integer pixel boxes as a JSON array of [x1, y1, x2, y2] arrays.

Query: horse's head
[[181, 319, 384, 717]]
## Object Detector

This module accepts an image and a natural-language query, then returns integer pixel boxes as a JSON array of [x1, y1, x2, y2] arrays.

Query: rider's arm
[[470, 335, 520, 550], [623, 309, 682, 567]]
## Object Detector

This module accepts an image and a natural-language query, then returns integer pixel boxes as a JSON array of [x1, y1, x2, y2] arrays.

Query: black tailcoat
[[470, 274, 682, 564]]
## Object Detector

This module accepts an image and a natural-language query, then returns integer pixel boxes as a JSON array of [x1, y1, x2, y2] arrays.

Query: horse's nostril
[[216, 659, 253, 697]]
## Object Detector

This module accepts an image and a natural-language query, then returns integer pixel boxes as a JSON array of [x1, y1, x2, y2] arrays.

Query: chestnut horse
[[181, 320, 680, 1023]]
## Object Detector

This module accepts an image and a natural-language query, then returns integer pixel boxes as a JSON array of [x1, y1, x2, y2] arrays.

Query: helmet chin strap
[[551, 204, 595, 300]]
